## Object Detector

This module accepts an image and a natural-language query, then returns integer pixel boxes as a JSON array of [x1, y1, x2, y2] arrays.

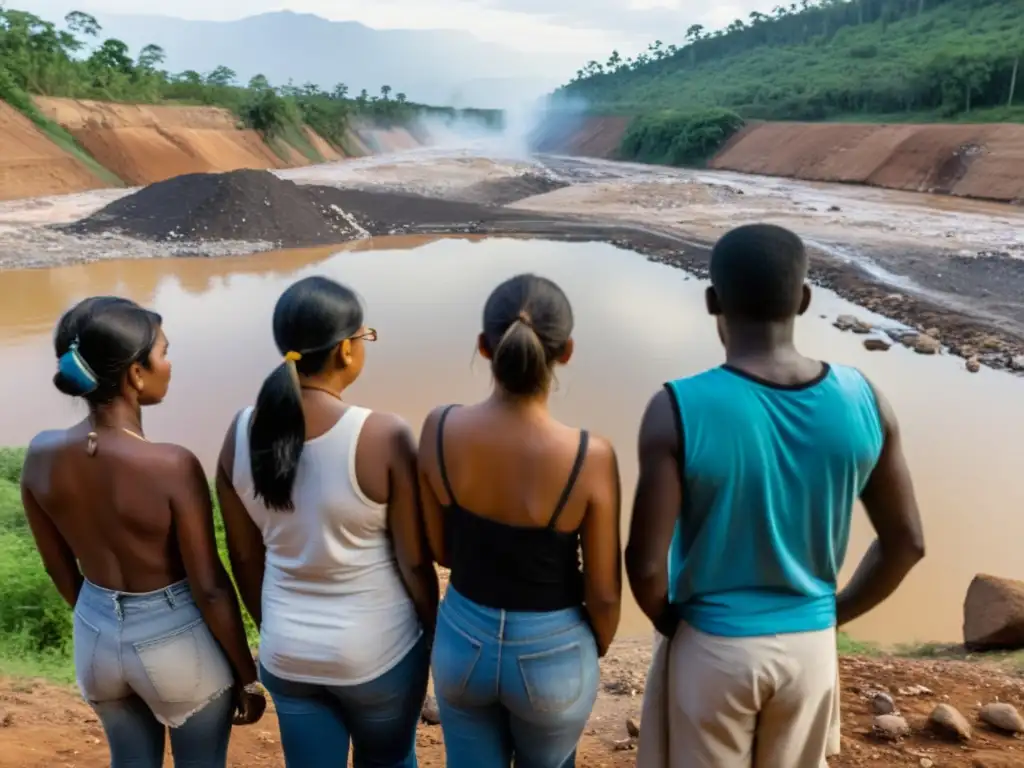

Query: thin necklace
[[121, 427, 148, 442], [300, 384, 343, 402], [85, 425, 147, 455]]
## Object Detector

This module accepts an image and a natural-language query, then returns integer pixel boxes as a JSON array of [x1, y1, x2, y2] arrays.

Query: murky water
[[1, 235, 1022, 646]]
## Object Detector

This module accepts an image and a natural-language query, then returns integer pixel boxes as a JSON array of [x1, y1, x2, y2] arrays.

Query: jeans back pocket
[[431, 613, 484, 705], [517, 642, 586, 714], [133, 618, 212, 704]]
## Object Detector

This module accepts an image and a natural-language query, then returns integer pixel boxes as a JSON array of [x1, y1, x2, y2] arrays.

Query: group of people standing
[[20, 223, 925, 768]]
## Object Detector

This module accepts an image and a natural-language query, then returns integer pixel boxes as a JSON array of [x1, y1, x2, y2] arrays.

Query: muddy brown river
[[1, 235, 1021, 646]]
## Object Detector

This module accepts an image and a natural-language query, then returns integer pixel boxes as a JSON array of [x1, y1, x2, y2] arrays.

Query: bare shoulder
[[586, 432, 618, 470], [639, 387, 680, 452], [22, 429, 65, 485], [364, 410, 416, 452], [147, 441, 205, 483]]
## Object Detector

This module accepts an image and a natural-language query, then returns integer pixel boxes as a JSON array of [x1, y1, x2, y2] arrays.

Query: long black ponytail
[[249, 276, 363, 511]]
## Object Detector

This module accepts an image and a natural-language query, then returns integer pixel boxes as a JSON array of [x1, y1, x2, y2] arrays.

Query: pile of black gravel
[[62, 169, 362, 246]]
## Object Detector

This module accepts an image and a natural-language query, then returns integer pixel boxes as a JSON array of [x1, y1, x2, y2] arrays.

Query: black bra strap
[[436, 405, 459, 506], [548, 430, 590, 529]]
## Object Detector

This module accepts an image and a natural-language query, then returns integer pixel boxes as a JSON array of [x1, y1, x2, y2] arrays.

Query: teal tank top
[[665, 363, 884, 637]]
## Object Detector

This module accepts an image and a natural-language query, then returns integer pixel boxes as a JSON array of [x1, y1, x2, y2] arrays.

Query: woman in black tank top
[[418, 273, 622, 768]]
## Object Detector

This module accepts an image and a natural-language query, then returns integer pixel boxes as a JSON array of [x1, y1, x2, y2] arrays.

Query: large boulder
[[963, 574, 1024, 650]]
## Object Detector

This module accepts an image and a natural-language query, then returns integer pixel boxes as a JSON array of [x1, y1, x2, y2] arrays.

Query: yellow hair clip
[[284, 350, 302, 362]]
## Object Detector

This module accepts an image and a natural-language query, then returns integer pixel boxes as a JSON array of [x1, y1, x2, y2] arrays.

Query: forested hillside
[[0, 7, 501, 155], [559, 0, 1024, 122]]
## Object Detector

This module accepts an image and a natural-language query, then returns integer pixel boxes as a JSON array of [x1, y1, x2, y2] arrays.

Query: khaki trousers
[[637, 623, 841, 768]]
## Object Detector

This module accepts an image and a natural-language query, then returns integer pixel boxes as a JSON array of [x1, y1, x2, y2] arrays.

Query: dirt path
[[4, 649, 1024, 767]]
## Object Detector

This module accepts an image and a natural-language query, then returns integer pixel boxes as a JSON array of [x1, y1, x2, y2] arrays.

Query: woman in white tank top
[[215, 276, 439, 767]]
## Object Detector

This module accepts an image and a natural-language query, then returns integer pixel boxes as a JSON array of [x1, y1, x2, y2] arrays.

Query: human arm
[[170, 448, 258, 688], [384, 415, 439, 637], [625, 388, 682, 639], [836, 382, 925, 626], [216, 414, 265, 628], [21, 453, 83, 608], [416, 408, 449, 568], [579, 437, 622, 657]]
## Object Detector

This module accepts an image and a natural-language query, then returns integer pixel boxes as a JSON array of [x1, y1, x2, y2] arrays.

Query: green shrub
[[619, 108, 745, 167]]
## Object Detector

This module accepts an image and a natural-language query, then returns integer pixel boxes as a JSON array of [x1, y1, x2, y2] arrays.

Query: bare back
[[422, 403, 606, 533], [22, 420, 194, 593]]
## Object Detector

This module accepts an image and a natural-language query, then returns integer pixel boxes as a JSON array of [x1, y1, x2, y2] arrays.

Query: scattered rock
[[929, 703, 972, 741], [979, 702, 1024, 734], [873, 714, 910, 741], [626, 717, 641, 738], [828, 205, 842, 212], [863, 337, 892, 352], [613, 737, 637, 751], [833, 314, 861, 331], [963, 574, 1024, 651], [898, 685, 933, 696], [1010, 356, 1024, 372], [966, 356, 981, 373], [0, 708, 10, 727], [919, 759, 933, 768], [421, 695, 440, 725], [871, 692, 897, 715], [913, 335, 941, 355]]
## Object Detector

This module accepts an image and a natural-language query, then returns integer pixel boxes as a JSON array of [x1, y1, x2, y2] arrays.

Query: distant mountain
[[70, 10, 566, 108]]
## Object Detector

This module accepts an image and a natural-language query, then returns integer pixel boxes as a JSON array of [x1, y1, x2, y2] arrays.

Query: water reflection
[[1, 236, 1022, 646]]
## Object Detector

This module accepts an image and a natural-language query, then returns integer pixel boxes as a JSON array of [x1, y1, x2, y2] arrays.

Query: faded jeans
[[73, 579, 236, 768], [259, 633, 430, 768], [431, 586, 600, 768]]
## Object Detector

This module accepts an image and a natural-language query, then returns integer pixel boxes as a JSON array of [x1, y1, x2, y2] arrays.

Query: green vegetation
[[560, 0, 1024, 123], [0, 6, 502, 159], [618, 108, 746, 166]]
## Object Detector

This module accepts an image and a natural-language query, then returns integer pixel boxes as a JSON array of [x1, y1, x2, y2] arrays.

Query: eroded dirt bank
[[0, 102, 107, 202], [33, 97, 312, 186], [535, 115, 1024, 204], [712, 121, 1024, 203], [0, 97, 435, 200]]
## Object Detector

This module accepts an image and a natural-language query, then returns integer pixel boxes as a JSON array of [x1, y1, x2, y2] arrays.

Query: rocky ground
[[4, 649, 1024, 767]]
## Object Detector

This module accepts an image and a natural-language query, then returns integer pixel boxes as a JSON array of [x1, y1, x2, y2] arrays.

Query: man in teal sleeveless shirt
[[627, 224, 925, 767]]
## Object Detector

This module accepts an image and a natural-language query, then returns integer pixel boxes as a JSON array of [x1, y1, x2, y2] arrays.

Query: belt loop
[[112, 593, 124, 622], [165, 586, 177, 608]]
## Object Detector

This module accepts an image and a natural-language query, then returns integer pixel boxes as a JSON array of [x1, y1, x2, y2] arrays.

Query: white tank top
[[232, 405, 422, 686]]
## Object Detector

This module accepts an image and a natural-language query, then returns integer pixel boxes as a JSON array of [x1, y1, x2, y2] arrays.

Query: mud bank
[[711, 121, 1024, 203], [32, 97, 310, 187], [0, 103, 107, 202], [535, 115, 1024, 204]]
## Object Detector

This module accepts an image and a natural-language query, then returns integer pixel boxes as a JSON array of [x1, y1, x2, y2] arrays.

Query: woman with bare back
[[21, 296, 264, 768]]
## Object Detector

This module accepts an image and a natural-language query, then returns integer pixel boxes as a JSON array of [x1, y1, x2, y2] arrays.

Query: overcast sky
[[15, 0, 785, 59]]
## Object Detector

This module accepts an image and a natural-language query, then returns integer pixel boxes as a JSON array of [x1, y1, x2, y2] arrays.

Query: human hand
[[233, 683, 267, 725]]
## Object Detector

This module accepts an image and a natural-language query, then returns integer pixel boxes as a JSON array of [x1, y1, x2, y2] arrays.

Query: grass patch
[[837, 631, 881, 656], [37, 120, 125, 189], [278, 122, 323, 163]]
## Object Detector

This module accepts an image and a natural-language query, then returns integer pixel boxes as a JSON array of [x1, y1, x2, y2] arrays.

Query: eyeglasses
[[351, 328, 377, 342]]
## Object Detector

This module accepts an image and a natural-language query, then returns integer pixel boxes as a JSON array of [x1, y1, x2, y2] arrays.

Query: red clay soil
[[4, 651, 1024, 767], [33, 98, 305, 186], [536, 116, 630, 159], [710, 121, 1024, 203], [0, 102, 106, 201]]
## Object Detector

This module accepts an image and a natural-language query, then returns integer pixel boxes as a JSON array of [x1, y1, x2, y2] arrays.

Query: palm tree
[[380, 84, 392, 100]]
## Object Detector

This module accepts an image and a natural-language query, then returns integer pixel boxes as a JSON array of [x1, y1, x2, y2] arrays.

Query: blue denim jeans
[[431, 586, 600, 768], [259, 633, 430, 768], [73, 579, 236, 768]]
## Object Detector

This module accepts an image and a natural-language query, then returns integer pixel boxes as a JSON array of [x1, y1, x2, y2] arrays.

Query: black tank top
[[437, 405, 588, 612]]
